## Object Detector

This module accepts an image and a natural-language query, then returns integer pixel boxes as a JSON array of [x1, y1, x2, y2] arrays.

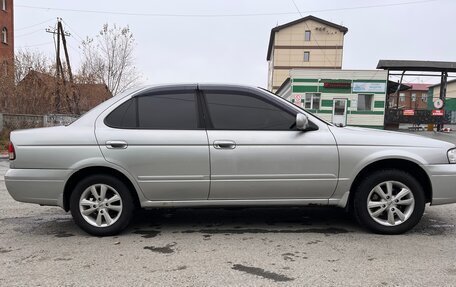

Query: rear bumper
[[425, 164, 456, 205], [5, 168, 69, 208]]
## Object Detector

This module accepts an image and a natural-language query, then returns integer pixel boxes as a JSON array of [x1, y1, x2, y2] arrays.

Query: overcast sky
[[13, 0, 455, 87]]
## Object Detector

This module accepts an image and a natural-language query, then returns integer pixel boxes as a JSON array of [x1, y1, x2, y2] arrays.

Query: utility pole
[[46, 18, 80, 114]]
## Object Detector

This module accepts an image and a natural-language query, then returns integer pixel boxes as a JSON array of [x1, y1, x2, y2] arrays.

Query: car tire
[[353, 169, 425, 235], [70, 174, 135, 236]]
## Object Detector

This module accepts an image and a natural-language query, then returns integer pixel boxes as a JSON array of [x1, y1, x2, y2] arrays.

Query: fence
[[385, 109, 449, 125], [0, 113, 79, 132]]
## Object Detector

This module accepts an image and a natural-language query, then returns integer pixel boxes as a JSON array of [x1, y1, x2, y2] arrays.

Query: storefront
[[275, 69, 388, 129]]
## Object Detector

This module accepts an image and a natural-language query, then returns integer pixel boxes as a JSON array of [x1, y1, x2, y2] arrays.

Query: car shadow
[[127, 206, 361, 236], [9, 205, 453, 237]]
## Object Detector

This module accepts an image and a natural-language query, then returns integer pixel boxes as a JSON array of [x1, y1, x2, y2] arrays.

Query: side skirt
[[140, 198, 333, 208]]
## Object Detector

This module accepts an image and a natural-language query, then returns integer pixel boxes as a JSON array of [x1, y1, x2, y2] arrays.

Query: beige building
[[267, 15, 348, 92]]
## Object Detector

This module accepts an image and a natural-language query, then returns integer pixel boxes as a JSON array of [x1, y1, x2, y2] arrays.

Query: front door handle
[[213, 140, 236, 149], [106, 140, 128, 149]]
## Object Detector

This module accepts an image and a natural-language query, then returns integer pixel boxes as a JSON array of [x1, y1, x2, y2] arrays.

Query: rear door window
[[137, 93, 198, 129], [105, 92, 199, 129]]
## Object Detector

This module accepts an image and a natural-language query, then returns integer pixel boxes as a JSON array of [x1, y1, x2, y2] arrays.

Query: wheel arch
[[347, 158, 432, 211], [63, 166, 141, 211]]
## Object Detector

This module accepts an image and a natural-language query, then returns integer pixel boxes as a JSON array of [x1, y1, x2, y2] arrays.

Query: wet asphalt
[[0, 130, 456, 286]]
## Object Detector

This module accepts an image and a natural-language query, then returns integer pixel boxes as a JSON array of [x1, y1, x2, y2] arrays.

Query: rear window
[[104, 99, 137, 128]]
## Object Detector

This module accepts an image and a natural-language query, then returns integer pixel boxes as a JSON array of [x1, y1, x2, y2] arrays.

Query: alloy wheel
[[79, 184, 123, 227], [367, 180, 415, 226]]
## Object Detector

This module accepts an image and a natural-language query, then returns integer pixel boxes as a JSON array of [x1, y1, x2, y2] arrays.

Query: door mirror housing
[[296, 113, 309, 131]]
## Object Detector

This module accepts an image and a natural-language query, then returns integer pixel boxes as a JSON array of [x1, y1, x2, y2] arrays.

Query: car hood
[[329, 126, 455, 149]]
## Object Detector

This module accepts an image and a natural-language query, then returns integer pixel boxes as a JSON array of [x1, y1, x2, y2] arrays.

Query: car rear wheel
[[70, 175, 135, 236], [353, 169, 425, 234]]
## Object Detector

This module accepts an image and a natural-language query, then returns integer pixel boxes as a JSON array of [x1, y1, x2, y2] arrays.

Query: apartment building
[[267, 15, 348, 92]]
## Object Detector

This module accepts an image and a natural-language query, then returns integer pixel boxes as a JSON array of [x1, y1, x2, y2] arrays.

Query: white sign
[[434, 98, 444, 109], [352, 82, 386, 93], [293, 94, 302, 107], [350, 100, 357, 110]]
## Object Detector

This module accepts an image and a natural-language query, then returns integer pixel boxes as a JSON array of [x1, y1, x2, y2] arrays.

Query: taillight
[[8, 142, 15, 160]]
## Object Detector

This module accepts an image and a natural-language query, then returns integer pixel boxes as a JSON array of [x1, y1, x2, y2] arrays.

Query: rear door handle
[[106, 140, 128, 149], [213, 140, 236, 149]]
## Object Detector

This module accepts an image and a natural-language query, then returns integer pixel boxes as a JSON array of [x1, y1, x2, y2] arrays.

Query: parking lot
[[1, 130, 456, 286]]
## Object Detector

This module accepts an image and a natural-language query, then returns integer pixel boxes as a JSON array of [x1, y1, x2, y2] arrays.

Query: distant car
[[5, 84, 456, 236]]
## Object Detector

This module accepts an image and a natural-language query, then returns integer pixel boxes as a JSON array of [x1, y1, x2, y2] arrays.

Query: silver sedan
[[5, 84, 456, 236]]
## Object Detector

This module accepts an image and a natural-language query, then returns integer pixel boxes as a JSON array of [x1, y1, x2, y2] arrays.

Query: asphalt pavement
[[0, 130, 456, 286]]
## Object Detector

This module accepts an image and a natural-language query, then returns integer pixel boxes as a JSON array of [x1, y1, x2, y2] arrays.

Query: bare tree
[[0, 49, 55, 113], [80, 24, 141, 96], [14, 49, 53, 84]]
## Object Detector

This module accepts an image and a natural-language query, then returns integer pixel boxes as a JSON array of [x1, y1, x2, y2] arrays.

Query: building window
[[303, 51, 310, 62], [305, 30, 311, 41], [1, 27, 6, 44], [357, 94, 373, 111], [304, 93, 321, 110], [421, 93, 427, 102], [2, 0, 5, 11], [399, 93, 405, 102], [411, 93, 416, 102]]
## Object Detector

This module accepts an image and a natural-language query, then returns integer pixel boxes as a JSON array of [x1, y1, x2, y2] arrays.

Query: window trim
[[2, 0, 6, 11], [1, 27, 7, 44], [421, 93, 427, 102], [104, 90, 204, 130], [304, 93, 321, 110], [357, 94, 374, 111], [305, 30, 311, 41], [200, 89, 299, 131], [303, 51, 310, 62]]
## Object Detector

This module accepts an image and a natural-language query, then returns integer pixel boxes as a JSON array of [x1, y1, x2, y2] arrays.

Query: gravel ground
[[0, 131, 456, 286]]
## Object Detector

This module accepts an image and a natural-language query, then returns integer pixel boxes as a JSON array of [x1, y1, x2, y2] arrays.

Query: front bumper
[[5, 168, 70, 208], [425, 164, 456, 205]]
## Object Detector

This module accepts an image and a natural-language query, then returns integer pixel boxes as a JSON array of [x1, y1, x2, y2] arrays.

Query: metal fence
[[385, 109, 448, 125], [449, 111, 456, 124]]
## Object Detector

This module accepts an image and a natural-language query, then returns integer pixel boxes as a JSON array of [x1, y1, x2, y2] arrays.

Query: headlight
[[448, 148, 456, 164]]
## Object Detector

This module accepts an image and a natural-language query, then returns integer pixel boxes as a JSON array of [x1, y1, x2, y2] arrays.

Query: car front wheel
[[353, 169, 425, 234], [70, 175, 135, 236]]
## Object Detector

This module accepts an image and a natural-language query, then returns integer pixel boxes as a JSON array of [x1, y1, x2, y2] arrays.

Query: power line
[[16, 0, 440, 18], [16, 42, 54, 49], [291, 0, 303, 17], [61, 20, 86, 43], [15, 18, 55, 31], [15, 28, 44, 38], [291, 0, 334, 66]]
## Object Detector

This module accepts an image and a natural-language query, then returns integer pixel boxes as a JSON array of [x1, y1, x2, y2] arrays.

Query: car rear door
[[95, 85, 210, 201], [199, 85, 339, 200]]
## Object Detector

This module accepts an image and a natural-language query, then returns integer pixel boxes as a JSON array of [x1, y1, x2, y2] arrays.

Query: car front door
[[200, 86, 339, 200], [95, 85, 210, 201]]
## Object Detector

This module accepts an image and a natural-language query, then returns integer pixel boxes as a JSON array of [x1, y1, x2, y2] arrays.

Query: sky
[[13, 0, 456, 87]]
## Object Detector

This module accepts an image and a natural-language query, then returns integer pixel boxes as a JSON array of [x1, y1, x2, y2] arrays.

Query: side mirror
[[296, 113, 309, 131]]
